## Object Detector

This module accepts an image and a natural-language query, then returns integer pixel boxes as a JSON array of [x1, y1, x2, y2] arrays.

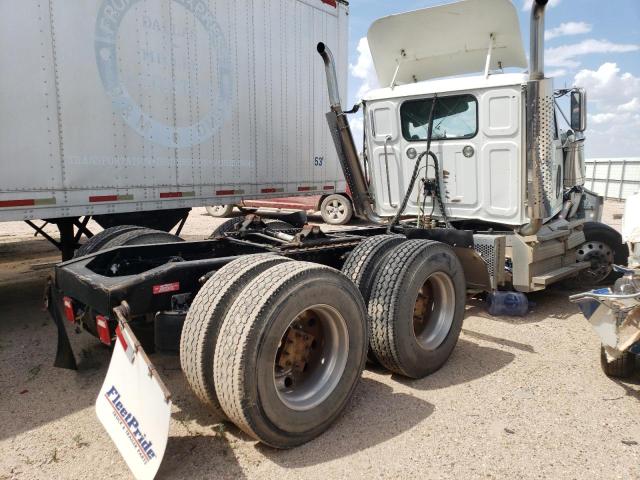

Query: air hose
[[387, 96, 450, 232]]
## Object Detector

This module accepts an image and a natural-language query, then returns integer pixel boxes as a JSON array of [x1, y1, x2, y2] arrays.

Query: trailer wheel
[[214, 262, 367, 448], [206, 205, 234, 218], [600, 345, 635, 378], [320, 194, 353, 225], [368, 240, 465, 378], [74, 225, 144, 258], [210, 217, 295, 238], [574, 222, 629, 285], [180, 254, 292, 419], [342, 234, 406, 364], [101, 228, 183, 249]]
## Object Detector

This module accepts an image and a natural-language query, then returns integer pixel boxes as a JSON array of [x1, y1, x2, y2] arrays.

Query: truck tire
[[214, 261, 367, 448], [320, 194, 353, 225], [101, 228, 183, 249], [180, 254, 292, 419], [342, 234, 406, 364], [74, 225, 144, 258], [368, 240, 466, 378], [574, 222, 629, 285], [600, 345, 634, 378], [206, 205, 234, 218], [210, 218, 295, 238]]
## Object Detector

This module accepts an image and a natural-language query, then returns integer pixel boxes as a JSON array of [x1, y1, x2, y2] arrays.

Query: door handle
[[383, 135, 398, 208]]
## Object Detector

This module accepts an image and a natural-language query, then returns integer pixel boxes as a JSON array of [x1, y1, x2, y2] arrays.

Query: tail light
[[96, 315, 112, 346], [62, 296, 75, 323]]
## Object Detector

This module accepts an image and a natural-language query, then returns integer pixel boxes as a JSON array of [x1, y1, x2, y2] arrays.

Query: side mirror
[[570, 88, 587, 132]]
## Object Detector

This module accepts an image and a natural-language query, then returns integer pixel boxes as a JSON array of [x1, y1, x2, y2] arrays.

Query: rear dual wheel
[[182, 259, 367, 448], [352, 239, 465, 378]]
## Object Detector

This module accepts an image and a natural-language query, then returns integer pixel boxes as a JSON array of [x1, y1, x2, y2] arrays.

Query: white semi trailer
[[0, 0, 349, 258], [47, 0, 629, 475]]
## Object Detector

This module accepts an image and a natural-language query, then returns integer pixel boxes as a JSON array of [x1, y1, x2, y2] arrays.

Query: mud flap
[[45, 278, 77, 370], [96, 303, 172, 480]]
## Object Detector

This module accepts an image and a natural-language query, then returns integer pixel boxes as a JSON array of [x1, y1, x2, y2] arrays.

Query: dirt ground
[[1, 205, 639, 480]]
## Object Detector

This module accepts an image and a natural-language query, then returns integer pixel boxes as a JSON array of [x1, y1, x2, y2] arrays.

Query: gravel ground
[[1, 205, 639, 480]]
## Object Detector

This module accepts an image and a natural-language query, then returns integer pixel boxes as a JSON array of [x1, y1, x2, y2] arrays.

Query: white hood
[[367, 0, 527, 86]]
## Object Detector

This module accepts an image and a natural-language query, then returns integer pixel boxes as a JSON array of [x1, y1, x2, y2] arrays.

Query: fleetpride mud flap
[[96, 303, 171, 480]]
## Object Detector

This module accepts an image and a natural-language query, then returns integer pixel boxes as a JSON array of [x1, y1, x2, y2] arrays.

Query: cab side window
[[401, 94, 478, 142]]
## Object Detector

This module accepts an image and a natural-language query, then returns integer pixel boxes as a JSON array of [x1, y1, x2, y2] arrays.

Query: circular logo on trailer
[[95, 0, 232, 148]]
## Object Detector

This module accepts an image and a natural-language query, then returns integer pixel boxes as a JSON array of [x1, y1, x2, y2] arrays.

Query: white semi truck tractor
[[47, 0, 628, 475]]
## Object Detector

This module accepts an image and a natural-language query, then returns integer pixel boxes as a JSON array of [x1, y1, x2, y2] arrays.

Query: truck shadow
[[158, 434, 247, 480], [0, 276, 112, 441], [255, 377, 435, 467], [386, 338, 516, 391]]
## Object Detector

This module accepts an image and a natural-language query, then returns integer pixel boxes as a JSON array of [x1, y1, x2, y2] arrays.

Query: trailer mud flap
[[45, 278, 77, 370], [96, 305, 171, 480]]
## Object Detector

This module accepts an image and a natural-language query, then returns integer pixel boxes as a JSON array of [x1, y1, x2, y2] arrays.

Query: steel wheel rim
[[211, 205, 228, 214], [326, 199, 347, 221], [273, 304, 349, 411], [576, 240, 614, 283], [412, 272, 455, 350]]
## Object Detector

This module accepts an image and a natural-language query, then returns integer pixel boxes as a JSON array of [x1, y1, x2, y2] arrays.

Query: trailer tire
[[600, 345, 635, 378], [368, 240, 465, 378], [180, 254, 292, 419], [101, 228, 183, 249], [320, 194, 353, 225], [206, 205, 234, 217], [74, 225, 144, 258], [341, 234, 406, 364], [214, 261, 367, 448]]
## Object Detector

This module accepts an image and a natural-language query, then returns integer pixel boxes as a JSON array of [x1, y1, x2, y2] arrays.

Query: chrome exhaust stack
[[317, 42, 384, 224], [520, 0, 550, 237], [529, 0, 548, 80]]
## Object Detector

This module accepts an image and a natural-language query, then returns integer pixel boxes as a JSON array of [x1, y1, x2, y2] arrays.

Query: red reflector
[[323, 185, 335, 191], [261, 188, 277, 194], [160, 191, 183, 198], [152, 282, 180, 295], [0, 199, 35, 208], [96, 315, 112, 346], [298, 186, 312, 192], [115, 325, 127, 351], [89, 195, 118, 203], [216, 189, 235, 196], [62, 296, 75, 323], [322, 0, 337, 7]]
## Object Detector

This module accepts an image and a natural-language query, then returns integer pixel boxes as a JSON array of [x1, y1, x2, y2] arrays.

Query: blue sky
[[345, 0, 640, 157]]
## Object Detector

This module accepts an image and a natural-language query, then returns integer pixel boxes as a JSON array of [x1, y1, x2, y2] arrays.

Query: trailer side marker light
[[261, 188, 284, 194], [89, 194, 133, 203], [0, 197, 56, 208], [160, 191, 195, 199], [216, 189, 245, 196], [153, 282, 180, 295], [96, 315, 112, 346], [62, 296, 75, 323]]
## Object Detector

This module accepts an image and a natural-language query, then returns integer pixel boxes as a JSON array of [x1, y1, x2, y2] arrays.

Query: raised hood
[[367, 0, 527, 86]]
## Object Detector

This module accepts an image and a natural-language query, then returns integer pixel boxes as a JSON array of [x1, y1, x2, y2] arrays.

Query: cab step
[[532, 262, 590, 286]]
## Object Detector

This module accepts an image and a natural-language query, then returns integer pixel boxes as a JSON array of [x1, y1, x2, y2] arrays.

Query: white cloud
[[546, 39, 640, 68], [573, 63, 640, 156], [349, 37, 378, 99], [522, 0, 561, 11], [546, 68, 568, 78], [545, 21, 592, 41]]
